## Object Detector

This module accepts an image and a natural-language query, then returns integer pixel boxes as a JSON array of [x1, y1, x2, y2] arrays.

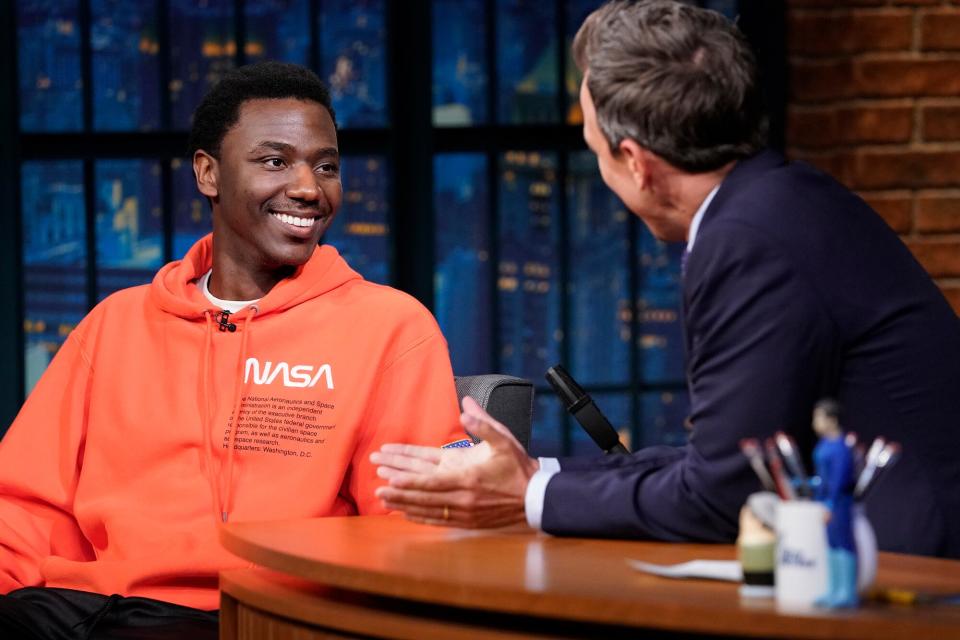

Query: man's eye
[[264, 158, 285, 168], [317, 163, 339, 175]]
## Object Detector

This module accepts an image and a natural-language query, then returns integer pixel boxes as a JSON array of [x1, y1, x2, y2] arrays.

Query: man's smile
[[269, 211, 321, 228]]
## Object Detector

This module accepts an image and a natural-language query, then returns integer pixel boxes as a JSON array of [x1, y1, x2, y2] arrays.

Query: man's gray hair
[[573, 0, 767, 172]]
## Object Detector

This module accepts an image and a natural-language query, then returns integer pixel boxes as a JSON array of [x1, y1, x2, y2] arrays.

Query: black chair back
[[454, 375, 534, 451]]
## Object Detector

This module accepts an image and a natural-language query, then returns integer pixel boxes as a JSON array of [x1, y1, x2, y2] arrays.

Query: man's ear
[[618, 140, 670, 193], [193, 150, 219, 199], [617, 138, 652, 191]]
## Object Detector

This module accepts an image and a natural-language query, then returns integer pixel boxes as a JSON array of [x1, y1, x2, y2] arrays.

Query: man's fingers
[[388, 502, 526, 529], [381, 501, 450, 520], [459, 412, 518, 449], [377, 485, 519, 511], [378, 469, 465, 492], [376, 466, 461, 490], [403, 514, 453, 527], [460, 397, 519, 448], [376, 485, 455, 508], [461, 395, 486, 417], [375, 466, 435, 484], [385, 501, 518, 520], [377, 443, 442, 463], [392, 505, 460, 527], [461, 396, 502, 428], [370, 450, 439, 474], [375, 466, 406, 481]]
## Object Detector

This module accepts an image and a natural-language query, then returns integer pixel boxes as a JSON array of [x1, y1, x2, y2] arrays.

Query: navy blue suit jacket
[[542, 150, 960, 558]]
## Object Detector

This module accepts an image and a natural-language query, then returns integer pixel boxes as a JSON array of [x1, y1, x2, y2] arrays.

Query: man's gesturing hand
[[370, 396, 540, 528]]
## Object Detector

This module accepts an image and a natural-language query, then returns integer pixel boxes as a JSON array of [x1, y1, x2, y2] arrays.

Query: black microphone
[[545, 364, 630, 455], [216, 310, 237, 333]]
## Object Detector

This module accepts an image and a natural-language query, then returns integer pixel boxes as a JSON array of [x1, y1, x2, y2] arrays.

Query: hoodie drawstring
[[201, 307, 258, 525], [200, 311, 223, 523], [221, 307, 257, 523]]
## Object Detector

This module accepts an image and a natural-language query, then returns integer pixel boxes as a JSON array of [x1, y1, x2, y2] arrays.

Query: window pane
[[21, 161, 87, 393], [564, 0, 602, 125], [95, 160, 164, 300], [17, 0, 83, 132], [432, 0, 487, 127], [639, 389, 690, 447], [323, 156, 390, 284], [169, 0, 235, 129], [434, 153, 492, 375], [245, 0, 310, 64], [637, 227, 685, 383], [567, 151, 630, 385], [498, 151, 560, 380], [92, 0, 161, 131], [528, 392, 563, 458], [569, 391, 632, 455], [171, 157, 211, 259], [319, 0, 387, 128], [496, 0, 558, 124]]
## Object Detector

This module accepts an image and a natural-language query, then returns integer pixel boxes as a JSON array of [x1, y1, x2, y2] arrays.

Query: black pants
[[0, 588, 217, 640]]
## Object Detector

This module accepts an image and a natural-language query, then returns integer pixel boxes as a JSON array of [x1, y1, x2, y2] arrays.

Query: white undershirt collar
[[686, 183, 721, 252], [198, 270, 260, 314]]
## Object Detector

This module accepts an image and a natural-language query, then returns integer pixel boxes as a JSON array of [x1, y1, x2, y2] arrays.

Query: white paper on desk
[[628, 559, 742, 582]]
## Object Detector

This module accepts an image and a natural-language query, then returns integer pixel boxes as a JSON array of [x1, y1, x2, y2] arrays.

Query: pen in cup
[[774, 431, 809, 497], [853, 437, 887, 497], [739, 438, 777, 493], [764, 438, 797, 500], [741, 429, 901, 504], [855, 441, 901, 500]]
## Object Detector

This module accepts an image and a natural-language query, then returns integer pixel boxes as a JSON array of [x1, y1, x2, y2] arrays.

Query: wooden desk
[[219, 515, 960, 639]]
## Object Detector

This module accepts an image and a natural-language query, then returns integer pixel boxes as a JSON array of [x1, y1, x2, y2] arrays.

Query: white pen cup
[[852, 503, 877, 591], [775, 500, 829, 610], [774, 500, 877, 610]]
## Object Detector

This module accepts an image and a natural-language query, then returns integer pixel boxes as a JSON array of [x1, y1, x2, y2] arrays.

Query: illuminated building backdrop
[[8, 0, 764, 454]]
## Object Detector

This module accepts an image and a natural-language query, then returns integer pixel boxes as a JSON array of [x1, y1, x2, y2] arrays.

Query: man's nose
[[286, 163, 319, 201]]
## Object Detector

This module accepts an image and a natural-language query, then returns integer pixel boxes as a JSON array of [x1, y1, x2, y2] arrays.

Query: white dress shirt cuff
[[525, 457, 561, 530]]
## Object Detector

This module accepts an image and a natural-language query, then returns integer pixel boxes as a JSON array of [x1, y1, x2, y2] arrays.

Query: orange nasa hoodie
[[0, 235, 464, 610]]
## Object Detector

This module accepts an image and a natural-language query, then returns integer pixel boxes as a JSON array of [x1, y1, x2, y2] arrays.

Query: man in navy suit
[[372, 0, 960, 558]]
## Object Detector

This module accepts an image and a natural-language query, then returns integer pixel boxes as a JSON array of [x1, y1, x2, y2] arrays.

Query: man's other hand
[[370, 396, 539, 528]]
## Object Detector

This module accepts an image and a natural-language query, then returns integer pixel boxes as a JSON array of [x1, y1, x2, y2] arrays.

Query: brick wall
[[786, 0, 960, 314]]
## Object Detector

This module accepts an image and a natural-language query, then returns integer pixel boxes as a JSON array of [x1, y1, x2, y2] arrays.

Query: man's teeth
[[271, 212, 317, 228]]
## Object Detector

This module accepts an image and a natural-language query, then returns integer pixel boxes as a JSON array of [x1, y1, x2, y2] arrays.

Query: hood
[[148, 233, 362, 319]]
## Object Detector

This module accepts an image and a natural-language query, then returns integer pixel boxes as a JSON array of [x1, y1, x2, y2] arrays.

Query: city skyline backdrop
[[10, 0, 747, 453]]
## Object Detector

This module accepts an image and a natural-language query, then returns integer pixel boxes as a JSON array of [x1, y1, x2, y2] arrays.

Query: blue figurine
[[811, 399, 858, 608]]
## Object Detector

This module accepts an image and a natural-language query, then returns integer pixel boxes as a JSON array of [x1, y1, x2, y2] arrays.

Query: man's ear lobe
[[194, 150, 219, 199]]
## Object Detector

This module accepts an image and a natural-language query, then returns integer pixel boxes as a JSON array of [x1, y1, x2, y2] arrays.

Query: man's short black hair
[[188, 61, 335, 159]]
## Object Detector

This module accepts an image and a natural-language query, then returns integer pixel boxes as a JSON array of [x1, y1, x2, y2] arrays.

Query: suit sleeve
[[0, 332, 95, 592], [542, 221, 840, 541], [347, 331, 464, 515]]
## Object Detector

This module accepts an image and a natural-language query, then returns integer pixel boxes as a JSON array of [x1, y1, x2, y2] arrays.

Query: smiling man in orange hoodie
[[0, 62, 466, 638]]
